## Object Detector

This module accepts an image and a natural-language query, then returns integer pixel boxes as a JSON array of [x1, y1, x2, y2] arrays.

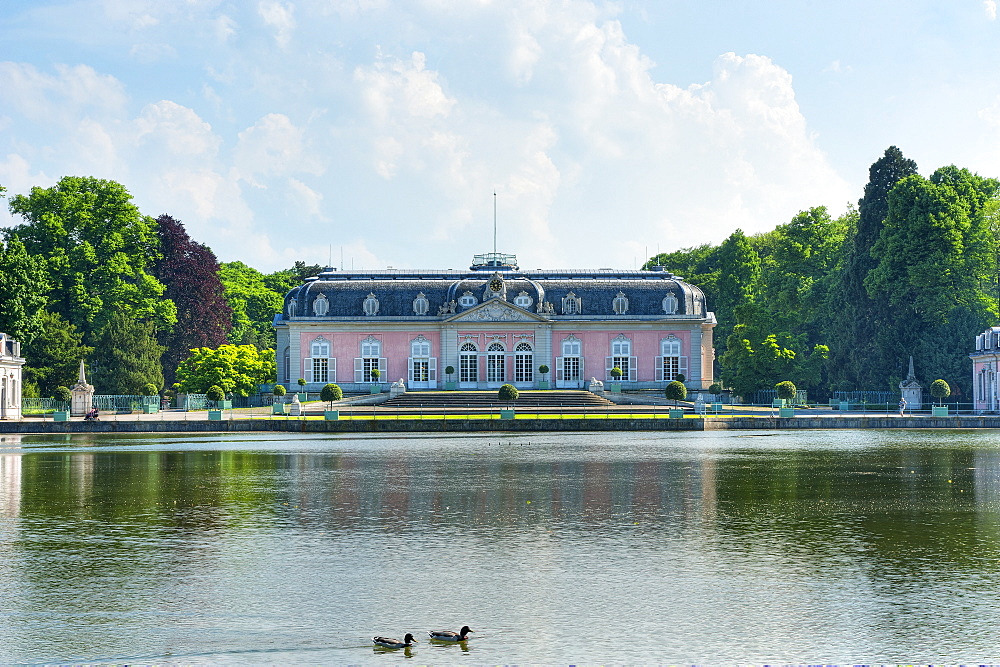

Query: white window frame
[[413, 292, 430, 316], [514, 342, 533, 383], [459, 342, 478, 383], [655, 336, 688, 382], [355, 336, 385, 382], [556, 337, 583, 382], [487, 342, 506, 383], [663, 292, 679, 315], [363, 293, 380, 316], [612, 292, 629, 315], [458, 291, 477, 308]]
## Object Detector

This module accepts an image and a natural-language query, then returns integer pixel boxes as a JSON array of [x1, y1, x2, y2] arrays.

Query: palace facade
[[972, 326, 1000, 411], [274, 253, 716, 392]]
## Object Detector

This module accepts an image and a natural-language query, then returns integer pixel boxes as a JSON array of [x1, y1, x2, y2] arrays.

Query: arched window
[[309, 337, 331, 383], [515, 342, 533, 383], [459, 341, 478, 383], [657, 336, 687, 382], [607, 335, 634, 381], [409, 336, 435, 385], [562, 292, 581, 315], [283, 346, 290, 384], [487, 342, 506, 384]]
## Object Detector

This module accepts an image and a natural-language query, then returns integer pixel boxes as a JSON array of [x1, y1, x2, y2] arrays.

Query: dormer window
[[312, 293, 330, 316], [562, 292, 581, 315], [612, 292, 629, 315], [514, 291, 533, 309], [363, 293, 380, 316], [413, 292, 430, 316], [662, 292, 679, 315], [458, 291, 478, 308]]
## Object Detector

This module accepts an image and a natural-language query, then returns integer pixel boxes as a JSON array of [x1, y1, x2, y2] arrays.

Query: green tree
[[218, 261, 285, 349], [321, 383, 343, 407], [0, 235, 50, 346], [713, 229, 762, 353], [720, 332, 796, 400], [22, 311, 93, 397], [273, 384, 286, 397], [827, 147, 918, 389], [54, 386, 72, 404], [176, 344, 277, 397], [88, 312, 165, 395], [775, 380, 797, 402], [665, 380, 687, 402], [6, 176, 176, 339], [865, 166, 999, 394], [206, 385, 225, 402], [498, 383, 519, 405], [930, 379, 951, 405]]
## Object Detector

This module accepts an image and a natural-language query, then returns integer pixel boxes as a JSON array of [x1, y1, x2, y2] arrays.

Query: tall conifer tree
[[827, 146, 917, 389]]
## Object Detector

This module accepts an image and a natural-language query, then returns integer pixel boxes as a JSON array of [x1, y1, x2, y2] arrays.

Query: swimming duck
[[372, 633, 417, 648], [428, 625, 473, 641]]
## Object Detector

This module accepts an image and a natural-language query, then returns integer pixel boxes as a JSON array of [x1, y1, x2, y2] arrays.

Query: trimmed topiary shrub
[[321, 383, 343, 407], [665, 380, 687, 402], [775, 380, 797, 403], [498, 383, 519, 405], [708, 382, 723, 396], [206, 385, 225, 402], [273, 384, 286, 397], [930, 379, 951, 405], [142, 383, 159, 396]]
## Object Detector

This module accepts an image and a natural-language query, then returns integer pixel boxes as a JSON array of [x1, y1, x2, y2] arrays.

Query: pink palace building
[[274, 252, 717, 392], [972, 326, 1000, 412]]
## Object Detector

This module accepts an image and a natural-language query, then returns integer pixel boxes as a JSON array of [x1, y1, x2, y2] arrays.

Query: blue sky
[[2, 0, 999, 273]]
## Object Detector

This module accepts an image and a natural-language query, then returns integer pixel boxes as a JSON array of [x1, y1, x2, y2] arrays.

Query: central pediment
[[446, 298, 545, 323]]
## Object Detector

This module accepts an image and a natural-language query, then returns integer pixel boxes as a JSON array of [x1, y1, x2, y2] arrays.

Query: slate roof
[[279, 264, 711, 322]]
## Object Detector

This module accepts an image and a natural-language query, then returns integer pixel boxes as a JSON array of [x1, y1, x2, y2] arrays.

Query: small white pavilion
[[0, 333, 25, 420]]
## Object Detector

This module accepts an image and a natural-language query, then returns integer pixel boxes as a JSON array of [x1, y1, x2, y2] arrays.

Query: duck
[[372, 633, 418, 649], [428, 625, 473, 641]]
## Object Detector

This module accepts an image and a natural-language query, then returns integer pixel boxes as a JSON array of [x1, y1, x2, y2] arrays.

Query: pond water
[[2, 429, 1000, 663]]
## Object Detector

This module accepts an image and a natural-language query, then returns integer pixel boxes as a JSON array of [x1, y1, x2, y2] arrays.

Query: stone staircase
[[381, 390, 615, 409]]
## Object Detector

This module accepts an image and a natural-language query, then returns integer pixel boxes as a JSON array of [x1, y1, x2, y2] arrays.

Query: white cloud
[[985, 1, 997, 20], [234, 113, 320, 185], [258, 0, 295, 46], [0, 0, 853, 272]]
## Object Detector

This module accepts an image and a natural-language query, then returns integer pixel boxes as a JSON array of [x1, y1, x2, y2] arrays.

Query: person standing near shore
[[898, 397, 907, 417]]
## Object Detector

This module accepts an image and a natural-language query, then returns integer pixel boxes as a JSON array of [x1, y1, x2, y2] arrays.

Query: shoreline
[[3, 414, 1000, 434]]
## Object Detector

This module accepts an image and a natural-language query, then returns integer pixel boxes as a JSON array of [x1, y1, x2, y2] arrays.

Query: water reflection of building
[[0, 450, 21, 517]]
